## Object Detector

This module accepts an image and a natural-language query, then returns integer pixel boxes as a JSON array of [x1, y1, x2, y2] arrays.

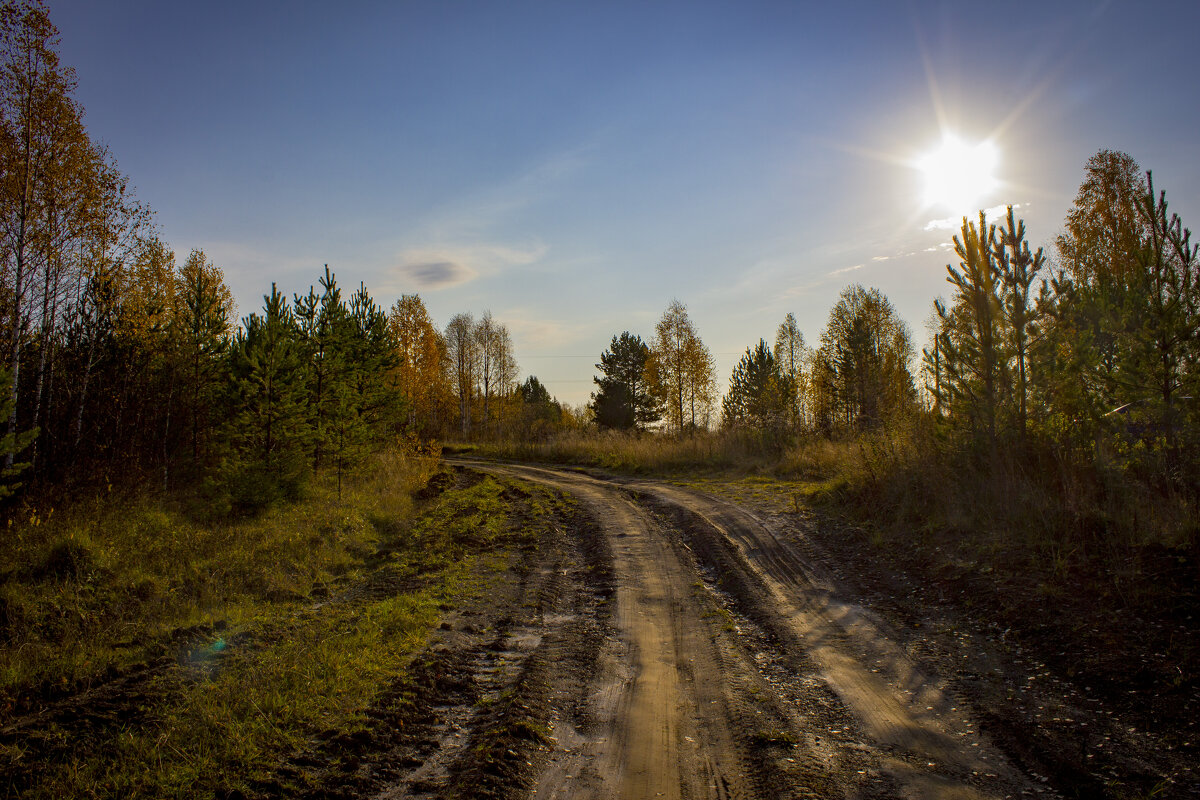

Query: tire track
[[456, 460, 1050, 800], [462, 461, 750, 800], [628, 478, 1048, 800]]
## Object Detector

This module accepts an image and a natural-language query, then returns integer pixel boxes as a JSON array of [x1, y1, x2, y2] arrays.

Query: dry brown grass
[[466, 428, 772, 473], [469, 422, 1198, 597]]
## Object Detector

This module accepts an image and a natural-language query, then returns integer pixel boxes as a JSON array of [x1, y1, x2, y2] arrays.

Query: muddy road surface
[[454, 460, 1049, 800], [8, 461, 1188, 799]]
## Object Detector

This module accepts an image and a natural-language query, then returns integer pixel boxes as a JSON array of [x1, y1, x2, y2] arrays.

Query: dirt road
[[460, 460, 1047, 800], [7, 460, 1188, 798]]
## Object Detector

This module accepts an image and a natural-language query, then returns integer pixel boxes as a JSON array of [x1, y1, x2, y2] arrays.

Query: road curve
[[463, 459, 751, 800], [455, 459, 1047, 800]]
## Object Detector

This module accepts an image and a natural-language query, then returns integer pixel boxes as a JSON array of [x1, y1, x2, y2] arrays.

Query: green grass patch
[[32, 583, 449, 799], [0, 449, 429, 699], [0, 450, 544, 800]]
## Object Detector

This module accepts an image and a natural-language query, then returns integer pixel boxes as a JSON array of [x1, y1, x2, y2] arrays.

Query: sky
[[50, 0, 1200, 407]]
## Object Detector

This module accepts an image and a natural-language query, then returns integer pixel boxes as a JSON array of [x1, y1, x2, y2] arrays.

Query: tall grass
[[781, 417, 1199, 609], [466, 428, 780, 473], [0, 444, 558, 799], [0, 445, 440, 708]]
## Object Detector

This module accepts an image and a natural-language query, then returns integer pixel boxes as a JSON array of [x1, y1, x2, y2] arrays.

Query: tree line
[[590, 149, 1199, 490], [590, 289, 914, 445], [0, 2, 576, 504], [926, 150, 1198, 477], [4, 1, 1195, 503]]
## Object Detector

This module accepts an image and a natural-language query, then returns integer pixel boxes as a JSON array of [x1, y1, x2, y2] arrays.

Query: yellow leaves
[[115, 236, 176, 345], [648, 300, 717, 433], [176, 248, 236, 337], [387, 294, 450, 427]]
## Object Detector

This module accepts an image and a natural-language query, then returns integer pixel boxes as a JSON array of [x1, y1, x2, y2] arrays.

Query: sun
[[917, 134, 999, 215]]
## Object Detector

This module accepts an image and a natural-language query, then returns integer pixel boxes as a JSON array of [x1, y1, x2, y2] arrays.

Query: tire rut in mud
[[464, 462, 881, 800], [457, 461, 1055, 800], [631, 482, 1046, 800], [765, 501, 1200, 800], [637, 493, 894, 800]]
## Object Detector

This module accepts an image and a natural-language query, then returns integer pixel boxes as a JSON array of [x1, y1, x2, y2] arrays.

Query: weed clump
[[36, 538, 97, 581], [0, 587, 23, 639]]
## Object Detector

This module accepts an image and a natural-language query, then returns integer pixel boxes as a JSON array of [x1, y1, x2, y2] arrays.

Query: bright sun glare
[[918, 134, 999, 215]]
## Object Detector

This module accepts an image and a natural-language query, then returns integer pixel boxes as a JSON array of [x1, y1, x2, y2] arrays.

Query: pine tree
[[518, 375, 563, 437], [722, 339, 785, 429], [228, 284, 310, 507], [993, 207, 1044, 439], [175, 249, 232, 464], [293, 266, 352, 470], [1128, 172, 1199, 451], [347, 282, 395, 428], [590, 331, 659, 430], [935, 213, 1005, 451], [324, 282, 395, 497]]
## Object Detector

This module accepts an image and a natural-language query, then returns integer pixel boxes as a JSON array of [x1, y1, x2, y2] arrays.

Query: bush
[[226, 456, 310, 515], [36, 538, 97, 581]]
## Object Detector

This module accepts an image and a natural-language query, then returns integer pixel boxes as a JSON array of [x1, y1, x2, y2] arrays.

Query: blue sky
[[53, 0, 1200, 406]]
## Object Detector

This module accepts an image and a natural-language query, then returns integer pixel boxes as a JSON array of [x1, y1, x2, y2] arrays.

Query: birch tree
[[444, 312, 476, 437], [648, 300, 715, 434]]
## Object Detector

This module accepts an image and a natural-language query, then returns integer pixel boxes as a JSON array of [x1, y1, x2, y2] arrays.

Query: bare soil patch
[[249, 467, 617, 800], [465, 460, 1046, 800], [694, 476, 1200, 800]]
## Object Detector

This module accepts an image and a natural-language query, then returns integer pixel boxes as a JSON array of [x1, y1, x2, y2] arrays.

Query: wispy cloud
[[828, 263, 863, 276], [398, 260, 477, 289], [381, 145, 586, 292], [782, 279, 825, 298], [924, 203, 1023, 231], [388, 241, 548, 291], [781, 260, 874, 298], [416, 146, 591, 243]]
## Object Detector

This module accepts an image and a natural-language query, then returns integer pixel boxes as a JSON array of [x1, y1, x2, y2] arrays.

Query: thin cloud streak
[[924, 202, 1024, 231], [829, 263, 864, 276], [503, 314, 583, 349], [416, 145, 592, 244]]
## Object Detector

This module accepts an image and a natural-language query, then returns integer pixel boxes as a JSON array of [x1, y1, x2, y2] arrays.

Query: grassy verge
[[454, 428, 779, 474], [0, 450, 538, 799], [0, 448, 434, 703]]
